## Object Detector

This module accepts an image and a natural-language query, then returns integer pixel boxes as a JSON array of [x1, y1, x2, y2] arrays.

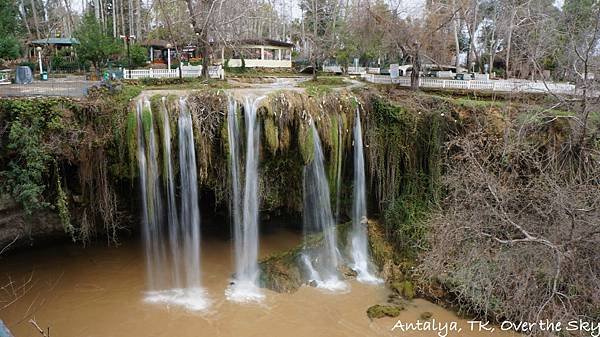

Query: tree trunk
[[128, 0, 134, 36], [312, 0, 318, 81], [119, 0, 125, 37], [30, 0, 41, 39], [467, 1, 479, 72], [185, 0, 212, 79], [112, 0, 117, 37], [135, 0, 141, 39], [505, 9, 516, 79], [20, 4, 32, 37], [488, 29, 495, 75], [452, 0, 461, 69], [61, 0, 74, 36], [410, 45, 420, 90]]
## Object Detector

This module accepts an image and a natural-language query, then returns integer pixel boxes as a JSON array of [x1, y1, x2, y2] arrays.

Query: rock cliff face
[[0, 87, 451, 250], [0, 194, 64, 249]]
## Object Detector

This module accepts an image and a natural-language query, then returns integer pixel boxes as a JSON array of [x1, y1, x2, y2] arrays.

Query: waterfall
[[161, 98, 182, 288], [349, 108, 382, 284], [177, 97, 202, 289], [138, 97, 209, 311], [137, 97, 167, 291], [301, 122, 346, 291], [226, 97, 243, 287], [225, 95, 266, 302]]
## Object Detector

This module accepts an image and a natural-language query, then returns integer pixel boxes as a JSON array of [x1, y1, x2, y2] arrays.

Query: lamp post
[[166, 43, 172, 72], [120, 35, 135, 77], [36, 46, 43, 76]]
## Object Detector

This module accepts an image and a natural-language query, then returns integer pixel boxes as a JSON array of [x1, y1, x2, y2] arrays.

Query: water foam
[[145, 287, 211, 311], [225, 280, 265, 303]]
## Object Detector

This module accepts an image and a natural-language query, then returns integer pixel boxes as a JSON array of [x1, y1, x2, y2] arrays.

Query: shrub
[[129, 44, 148, 68], [0, 36, 20, 60]]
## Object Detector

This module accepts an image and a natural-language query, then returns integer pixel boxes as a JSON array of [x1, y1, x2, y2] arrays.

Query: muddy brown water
[[0, 226, 518, 337]]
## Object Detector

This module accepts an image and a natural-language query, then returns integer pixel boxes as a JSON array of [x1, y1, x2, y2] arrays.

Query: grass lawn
[[298, 76, 350, 95]]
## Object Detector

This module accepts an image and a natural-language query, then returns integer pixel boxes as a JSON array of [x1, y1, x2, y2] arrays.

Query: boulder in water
[[339, 265, 358, 278], [366, 304, 405, 319]]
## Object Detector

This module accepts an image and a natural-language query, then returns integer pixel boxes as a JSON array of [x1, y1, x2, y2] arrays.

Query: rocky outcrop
[[0, 194, 64, 251]]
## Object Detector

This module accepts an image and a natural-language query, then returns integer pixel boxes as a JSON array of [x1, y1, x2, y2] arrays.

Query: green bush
[[0, 100, 65, 213], [18, 61, 36, 71], [0, 36, 20, 59], [129, 44, 148, 68], [384, 194, 429, 257]]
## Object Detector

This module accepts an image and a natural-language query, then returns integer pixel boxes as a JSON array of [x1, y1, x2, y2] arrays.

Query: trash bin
[[41, 71, 48, 81]]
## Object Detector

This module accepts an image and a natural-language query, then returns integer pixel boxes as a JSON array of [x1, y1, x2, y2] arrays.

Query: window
[[263, 48, 278, 60], [239, 48, 261, 60]]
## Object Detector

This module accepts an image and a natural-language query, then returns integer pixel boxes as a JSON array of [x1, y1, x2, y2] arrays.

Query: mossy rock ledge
[[259, 220, 390, 293]]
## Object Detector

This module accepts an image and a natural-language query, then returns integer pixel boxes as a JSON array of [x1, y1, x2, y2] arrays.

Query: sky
[[70, 0, 564, 17], [71, 0, 427, 19]]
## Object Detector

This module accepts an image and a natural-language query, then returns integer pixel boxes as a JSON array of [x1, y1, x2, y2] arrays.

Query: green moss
[[280, 125, 291, 150], [264, 117, 279, 154], [259, 153, 304, 211], [327, 116, 342, 205], [126, 109, 138, 178], [366, 304, 405, 319], [259, 246, 304, 293], [366, 96, 445, 257], [390, 280, 415, 300], [259, 222, 352, 292], [298, 123, 315, 164], [55, 164, 73, 239], [452, 97, 503, 109], [142, 106, 153, 142], [299, 77, 349, 96]]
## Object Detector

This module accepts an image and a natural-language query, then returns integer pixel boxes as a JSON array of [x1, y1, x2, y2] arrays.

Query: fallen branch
[[0, 235, 19, 256], [28, 318, 49, 337]]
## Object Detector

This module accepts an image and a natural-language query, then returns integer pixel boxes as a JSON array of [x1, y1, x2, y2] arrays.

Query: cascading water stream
[[177, 97, 202, 290], [226, 96, 243, 286], [137, 97, 167, 291], [301, 122, 346, 291], [225, 95, 266, 302], [160, 98, 182, 288], [138, 97, 208, 311], [349, 107, 382, 284]]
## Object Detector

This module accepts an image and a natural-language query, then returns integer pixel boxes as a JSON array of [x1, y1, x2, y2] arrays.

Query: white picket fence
[[363, 74, 577, 95], [124, 65, 225, 80], [323, 65, 381, 75]]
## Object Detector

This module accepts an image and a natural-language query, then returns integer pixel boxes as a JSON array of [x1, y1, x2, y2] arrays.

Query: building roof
[[237, 39, 294, 48], [31, 37, 79, 46]]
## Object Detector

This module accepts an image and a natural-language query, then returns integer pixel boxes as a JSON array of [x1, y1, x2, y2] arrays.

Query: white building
[[220, 39, 294, 68]]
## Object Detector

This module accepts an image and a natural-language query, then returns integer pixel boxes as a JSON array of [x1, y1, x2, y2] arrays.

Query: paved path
[[0, 78, 98, 98]]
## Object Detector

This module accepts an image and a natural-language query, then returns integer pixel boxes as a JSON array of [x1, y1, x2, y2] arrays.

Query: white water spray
[[225, 95, 266, 302], [138, 97, 209, 311], [301, 122, 347, 292], [349, 107, 382, 284]]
